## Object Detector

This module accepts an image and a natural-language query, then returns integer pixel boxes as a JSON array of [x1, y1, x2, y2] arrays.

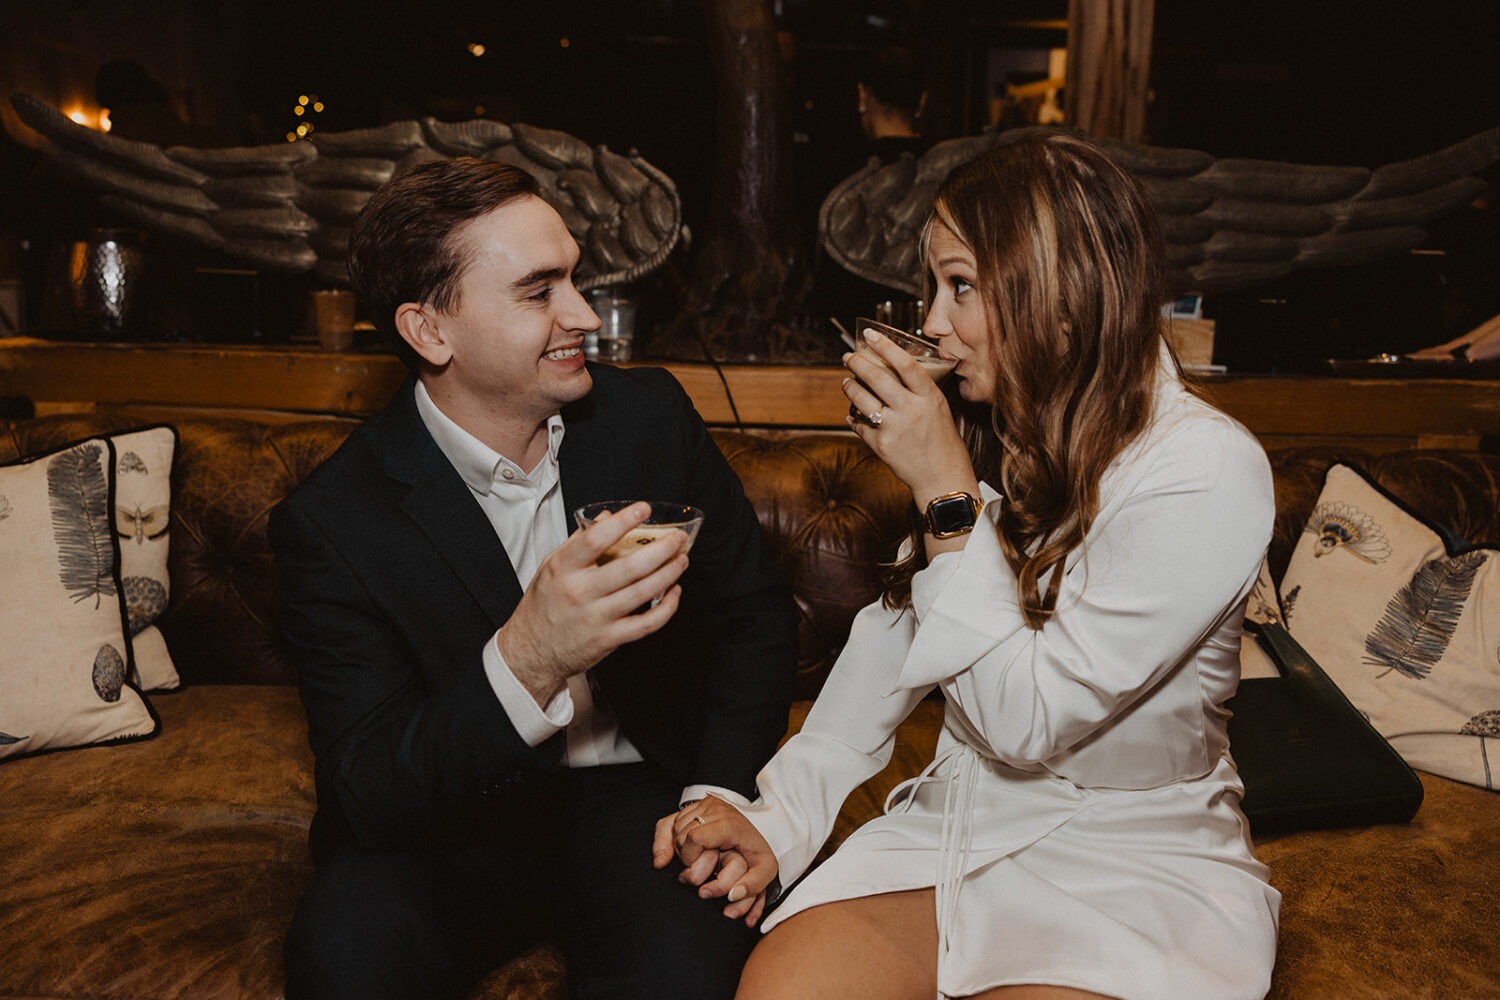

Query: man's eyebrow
[[510, 265, 569, 290]]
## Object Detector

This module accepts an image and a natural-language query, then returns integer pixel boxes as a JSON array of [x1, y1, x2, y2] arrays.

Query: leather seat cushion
[[0, 686, 315, 999]]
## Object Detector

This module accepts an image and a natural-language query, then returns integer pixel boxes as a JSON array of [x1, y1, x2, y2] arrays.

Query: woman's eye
[[952, 276, 972, 296]]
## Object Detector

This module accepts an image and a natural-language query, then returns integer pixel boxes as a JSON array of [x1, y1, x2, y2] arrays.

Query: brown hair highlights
[[347, 157, 540, 372], [892, 129, 1173, 628]]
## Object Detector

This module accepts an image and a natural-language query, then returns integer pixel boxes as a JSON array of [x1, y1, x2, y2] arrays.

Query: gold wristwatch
[[922, 491, 984, 539]]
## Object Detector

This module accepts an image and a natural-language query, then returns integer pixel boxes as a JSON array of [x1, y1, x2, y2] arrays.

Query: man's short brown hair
[[348, 157, 540, 372]]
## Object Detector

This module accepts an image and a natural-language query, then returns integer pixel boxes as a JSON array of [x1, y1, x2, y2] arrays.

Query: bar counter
[[3, 336, 1499, 452]]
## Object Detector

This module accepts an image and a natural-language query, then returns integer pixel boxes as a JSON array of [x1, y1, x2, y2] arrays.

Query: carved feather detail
[[10, 92, 683, 293], [1364, 551, 1487, 680], [818, 124, 1500, 296], [46, 443, 116, 608]]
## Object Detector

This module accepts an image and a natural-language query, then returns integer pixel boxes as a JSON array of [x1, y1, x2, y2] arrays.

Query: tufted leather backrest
[[5, 415, 1500, 697], [711, 432, 911, 698]]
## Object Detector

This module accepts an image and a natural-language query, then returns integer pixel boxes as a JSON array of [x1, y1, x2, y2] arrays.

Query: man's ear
[[394, 302, 452, 367]]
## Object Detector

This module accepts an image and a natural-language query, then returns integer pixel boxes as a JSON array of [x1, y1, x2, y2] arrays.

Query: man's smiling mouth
[[543, 347, 582, 361]]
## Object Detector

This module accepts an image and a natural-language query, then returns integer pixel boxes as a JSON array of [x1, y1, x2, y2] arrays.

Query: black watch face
[[929, 495, 977, 535]]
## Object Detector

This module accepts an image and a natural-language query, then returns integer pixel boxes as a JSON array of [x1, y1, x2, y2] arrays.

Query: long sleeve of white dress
[[901, 394, 1274, 788], [738, 378, 1275, 899], [736, 597, 931, 888]]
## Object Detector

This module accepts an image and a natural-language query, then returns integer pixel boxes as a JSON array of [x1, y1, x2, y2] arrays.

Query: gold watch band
[[923, 490, 984, 539]]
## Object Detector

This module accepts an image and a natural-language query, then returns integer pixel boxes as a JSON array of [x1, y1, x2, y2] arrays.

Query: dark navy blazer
[[269, 364, 797, 862]]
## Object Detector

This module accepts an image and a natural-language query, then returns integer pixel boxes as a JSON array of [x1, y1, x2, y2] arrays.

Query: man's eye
[[529, 286, 552, 302]]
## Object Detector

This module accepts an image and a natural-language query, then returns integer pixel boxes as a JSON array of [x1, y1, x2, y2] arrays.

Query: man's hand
[[498, 502, 689, 704], [653, 797, 779, 925]]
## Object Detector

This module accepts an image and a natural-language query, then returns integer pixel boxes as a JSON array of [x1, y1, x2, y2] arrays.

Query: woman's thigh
[[736, 889, 938, 1000]]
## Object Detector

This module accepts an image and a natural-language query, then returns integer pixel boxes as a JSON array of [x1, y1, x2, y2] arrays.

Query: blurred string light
[[467, 42, 486, 57], [285, 93, 325, 143]]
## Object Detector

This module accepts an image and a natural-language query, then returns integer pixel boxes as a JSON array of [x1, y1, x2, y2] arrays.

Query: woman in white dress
[[654, 130, 1280, 1000]]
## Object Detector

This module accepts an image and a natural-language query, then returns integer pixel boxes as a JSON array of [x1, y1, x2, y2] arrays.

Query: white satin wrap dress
[[733, 369, 1281, 999]]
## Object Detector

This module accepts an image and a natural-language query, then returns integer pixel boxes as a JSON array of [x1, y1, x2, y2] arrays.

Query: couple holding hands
[[274, 130, 1277, 1000]]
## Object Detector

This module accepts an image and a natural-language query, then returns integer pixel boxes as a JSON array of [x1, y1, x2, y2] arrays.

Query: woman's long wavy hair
[[885, 129, 1175, 628]]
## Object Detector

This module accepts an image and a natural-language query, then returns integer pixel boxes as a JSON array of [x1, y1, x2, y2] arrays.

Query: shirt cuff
[[483, 630, 572, 747], [681, 784, 754, 810]]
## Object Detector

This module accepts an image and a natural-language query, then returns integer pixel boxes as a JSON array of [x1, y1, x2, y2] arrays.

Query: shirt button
[[501, 468, 515, 480]]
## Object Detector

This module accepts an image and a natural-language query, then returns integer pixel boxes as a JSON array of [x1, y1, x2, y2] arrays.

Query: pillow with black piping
[[1279, 463, 1499, 791], [0, 436, 158, 761]]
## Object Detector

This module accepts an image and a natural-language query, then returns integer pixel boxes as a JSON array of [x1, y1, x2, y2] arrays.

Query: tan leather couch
[[1, 413, 1497, 999]]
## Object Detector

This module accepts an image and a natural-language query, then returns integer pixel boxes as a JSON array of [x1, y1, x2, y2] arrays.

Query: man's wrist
[[496, 625, 565, 706], [484, 630, 572, 745]]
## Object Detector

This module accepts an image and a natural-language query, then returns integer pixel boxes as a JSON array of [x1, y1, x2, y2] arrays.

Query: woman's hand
[[844, 328, 979, 514], [652, 797, 778, 924]]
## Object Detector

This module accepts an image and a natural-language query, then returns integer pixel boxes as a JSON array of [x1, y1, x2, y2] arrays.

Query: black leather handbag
[[1227, 618, 1425, 836]]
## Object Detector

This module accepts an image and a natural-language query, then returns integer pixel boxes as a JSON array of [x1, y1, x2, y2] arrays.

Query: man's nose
[[568, 286, 603, 331]]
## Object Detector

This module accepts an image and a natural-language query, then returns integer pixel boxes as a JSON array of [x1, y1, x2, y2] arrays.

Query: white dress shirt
[[414, 383, 719, 806]]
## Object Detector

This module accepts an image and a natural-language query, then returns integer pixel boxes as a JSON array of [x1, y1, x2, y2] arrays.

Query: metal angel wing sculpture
[[820, 125, 1500, 298], [10, 92, 683, 291]]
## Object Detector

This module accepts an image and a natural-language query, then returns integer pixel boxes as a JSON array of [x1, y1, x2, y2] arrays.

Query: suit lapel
[[558, 389, 617, 531], [376, 384, 524, 631]]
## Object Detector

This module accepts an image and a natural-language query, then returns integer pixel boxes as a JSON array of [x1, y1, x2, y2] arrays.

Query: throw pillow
[[110, 427, 179, 691], [0, 437, 158, 761], [1280, 463, 1499, 790], [1239, 557, 1282, 681]]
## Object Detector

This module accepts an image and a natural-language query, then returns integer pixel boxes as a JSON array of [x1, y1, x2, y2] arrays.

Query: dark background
[[2, 0, 1497, 368]]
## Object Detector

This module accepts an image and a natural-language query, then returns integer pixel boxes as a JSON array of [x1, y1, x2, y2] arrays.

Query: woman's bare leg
[[734, 889, 1116, 1000], [735, 889, 938, 1000]]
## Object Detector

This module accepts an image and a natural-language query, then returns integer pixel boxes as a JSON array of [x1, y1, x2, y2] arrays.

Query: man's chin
[[555, 365, 593, 402]]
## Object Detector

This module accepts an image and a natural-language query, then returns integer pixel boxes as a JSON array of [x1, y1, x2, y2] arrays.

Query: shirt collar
[[413, 380, 566, 495]]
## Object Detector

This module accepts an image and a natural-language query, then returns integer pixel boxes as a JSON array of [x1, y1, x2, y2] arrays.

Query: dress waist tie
[[884, 741, 981, 974]]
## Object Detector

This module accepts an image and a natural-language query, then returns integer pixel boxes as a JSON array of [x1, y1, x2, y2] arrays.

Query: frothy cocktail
[[853, 318, 955, 382], [848, 318, 953, 423], [574, 501, 705, 565]]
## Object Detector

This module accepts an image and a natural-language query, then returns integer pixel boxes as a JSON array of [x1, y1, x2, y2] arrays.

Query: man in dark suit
[[271, 158, 797, 999]]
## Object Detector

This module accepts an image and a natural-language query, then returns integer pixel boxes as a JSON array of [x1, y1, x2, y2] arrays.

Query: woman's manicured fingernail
[[728, 885, 746, 902]]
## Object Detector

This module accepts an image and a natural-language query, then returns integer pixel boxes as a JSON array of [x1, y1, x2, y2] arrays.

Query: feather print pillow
[[0, 437, 158, 761], [109, 427, 178, 691], [1280, 463, 1499, 791]]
